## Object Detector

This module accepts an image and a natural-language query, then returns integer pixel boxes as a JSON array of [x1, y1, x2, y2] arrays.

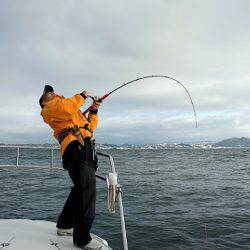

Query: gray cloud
[[0, 0, 250, 144]]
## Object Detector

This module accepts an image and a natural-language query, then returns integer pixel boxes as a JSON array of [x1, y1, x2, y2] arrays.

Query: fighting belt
[[58, 125, 92, 145]]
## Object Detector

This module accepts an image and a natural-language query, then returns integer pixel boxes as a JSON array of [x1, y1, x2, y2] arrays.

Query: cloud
[[0, 0, 250, 143]]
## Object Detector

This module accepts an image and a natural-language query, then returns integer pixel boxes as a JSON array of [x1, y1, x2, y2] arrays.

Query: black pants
[[56, 140, 96, 246]]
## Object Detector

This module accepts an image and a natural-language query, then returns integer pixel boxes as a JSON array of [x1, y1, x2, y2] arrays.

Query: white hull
[[0, 219, 113, 250]]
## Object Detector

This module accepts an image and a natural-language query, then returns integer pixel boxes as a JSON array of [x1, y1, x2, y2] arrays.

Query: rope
[[0, 237, 15, 249], [49, 239, 62, 250]]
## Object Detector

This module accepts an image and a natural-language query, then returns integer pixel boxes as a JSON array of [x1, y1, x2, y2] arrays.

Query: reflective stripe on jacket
[[40, 94, 98, 155]]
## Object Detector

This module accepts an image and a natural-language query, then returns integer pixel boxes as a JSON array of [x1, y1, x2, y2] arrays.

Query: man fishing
[[40, 85, 102, 250]]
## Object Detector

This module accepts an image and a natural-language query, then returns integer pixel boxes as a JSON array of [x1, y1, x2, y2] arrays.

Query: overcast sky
[[0, 0, 250, 144]]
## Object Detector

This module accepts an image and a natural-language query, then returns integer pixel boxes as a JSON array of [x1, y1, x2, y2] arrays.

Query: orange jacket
[[41, 94, 98, 156]]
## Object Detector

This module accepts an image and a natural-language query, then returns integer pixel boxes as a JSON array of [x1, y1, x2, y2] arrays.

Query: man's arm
[[88, 109, 99, 132], [87, 98, 100, 131], [62, 90, 90, 113]]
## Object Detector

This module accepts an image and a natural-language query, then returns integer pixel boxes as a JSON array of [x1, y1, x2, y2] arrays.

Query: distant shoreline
[[1, 137, 250, 149]]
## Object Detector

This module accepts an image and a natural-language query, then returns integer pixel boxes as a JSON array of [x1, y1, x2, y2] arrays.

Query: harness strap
[[58, 125, 93, 145]]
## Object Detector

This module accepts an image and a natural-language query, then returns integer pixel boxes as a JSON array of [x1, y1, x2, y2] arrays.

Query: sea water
[[0, 148, 250, 250]]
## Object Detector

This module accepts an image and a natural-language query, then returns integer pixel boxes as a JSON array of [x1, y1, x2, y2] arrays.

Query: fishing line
[[83, 75, 198, 128]]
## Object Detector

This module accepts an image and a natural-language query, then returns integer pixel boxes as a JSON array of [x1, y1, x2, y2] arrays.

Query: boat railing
[[0, 145, 128, 250], [0, 145, 60, 169]]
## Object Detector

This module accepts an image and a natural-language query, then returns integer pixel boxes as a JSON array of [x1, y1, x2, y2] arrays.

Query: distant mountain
[[213, 137, 250, 148]]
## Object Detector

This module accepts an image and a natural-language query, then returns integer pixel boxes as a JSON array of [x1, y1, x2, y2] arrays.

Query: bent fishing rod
[[83, 75, 198, 128]]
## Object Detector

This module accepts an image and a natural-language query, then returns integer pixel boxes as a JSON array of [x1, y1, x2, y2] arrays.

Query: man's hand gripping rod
[[83, 93, 109, 116]]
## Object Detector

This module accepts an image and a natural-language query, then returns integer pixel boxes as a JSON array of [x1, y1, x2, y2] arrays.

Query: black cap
[[43, 85, 54, 94], [39, 85, 54, 109]]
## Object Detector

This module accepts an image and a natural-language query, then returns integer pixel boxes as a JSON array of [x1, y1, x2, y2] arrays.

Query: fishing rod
[[83, 75, 198, 128]]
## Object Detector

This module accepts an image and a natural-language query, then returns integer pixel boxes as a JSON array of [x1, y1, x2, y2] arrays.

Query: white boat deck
[[0, 219, 113, 250]]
